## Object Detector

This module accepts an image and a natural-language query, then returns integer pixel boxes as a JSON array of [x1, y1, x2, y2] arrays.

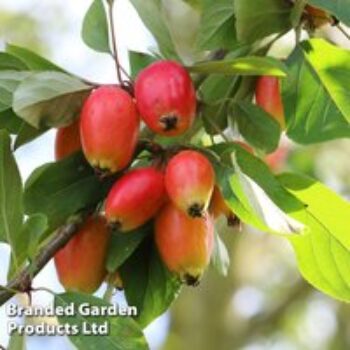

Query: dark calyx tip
[[108, 221, 122, 232], [183, 274, 200, 287], [160, 114, 179, 131], [94, 167, 112, 179], [227, 215, 240, 227], [188, 203, 204, 218]]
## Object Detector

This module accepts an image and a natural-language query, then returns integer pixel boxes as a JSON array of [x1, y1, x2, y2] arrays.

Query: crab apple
[[80, 86, 140, 174], [105, 167, 166, 232], [165, 150, 215, 217], [55, 119, 81, 160], [209, 186, 237, 226], [255, 76, 285, 129], [54, 216, 111, 294], [155, 202, 214, 286], [135, 60, 196, 136]]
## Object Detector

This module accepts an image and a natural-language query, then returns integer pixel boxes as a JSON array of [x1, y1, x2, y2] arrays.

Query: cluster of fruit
[[54, 61, 232, 293], [53, 59, 286, 294]]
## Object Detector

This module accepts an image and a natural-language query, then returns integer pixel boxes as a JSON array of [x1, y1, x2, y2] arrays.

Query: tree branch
[[0, 219, 82, 307]]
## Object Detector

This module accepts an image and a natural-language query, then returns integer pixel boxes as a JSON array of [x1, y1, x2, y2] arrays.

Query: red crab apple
[[80, 86, 140, 174], [105, 167, 166, 232], [55, 119, 81, 160], [135, 60, 196, 136], [54, 216, 111, 294]]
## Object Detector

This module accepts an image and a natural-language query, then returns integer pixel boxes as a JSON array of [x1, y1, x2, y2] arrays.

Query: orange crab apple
[[255, 76, 285, 129], [54, 216, 111, 294], [155, 202, 214, 286], [165, 150, 215, 217]]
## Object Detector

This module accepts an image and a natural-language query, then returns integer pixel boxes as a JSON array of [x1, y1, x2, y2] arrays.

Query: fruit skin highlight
[[55, 119, 81, 160], [54, 216, 111, 294], [165, 150, 215, 217], [135, 60, 197, 137], [155, 202, 214, 286], [255, 76, 285, 129], [105, 167, 166, 232], [80, 86, 140, 174], [209, 185, 237, 226]]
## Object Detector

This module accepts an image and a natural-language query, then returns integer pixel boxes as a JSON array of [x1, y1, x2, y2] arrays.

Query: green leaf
[[279, 173, 350, 302], [22, 214, 48, 259], [129, 0, 180, 60], [196, 0, 236, 50], [0, 109, 23, 134], [106, 224, 151, 273], [0, 130, 23, 270], [82, 0, 111, 53], [0, 71, 31, 112], [234, 101, 281, 153], [129, 51, 157, 79], [199, 48, 251, 135], [6, 44, 65, 72], [0, 53, 27, 71], [283, 39, 350, 144], [234, 0, 293, 43], [189, 56, 288, 76], [8, 331, 26, 350], [55, 293, 148, 350], [120, 240, 182, 328], [24, 152, 109, 232], [13, 71, 91, 129], [211, 231, 230, 276], [14, 123, 47, 149], [308, 0, 350, 26], [211, 143, 305, 235]]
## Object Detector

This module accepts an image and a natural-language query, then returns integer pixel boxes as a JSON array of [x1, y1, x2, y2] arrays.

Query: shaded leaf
[[106, 223, 151, 273], [13, 72, 91, 129], [234, 0, 292, 43], [6, 44, 65, 72], [24, 152, 110, 231], [234, 101, 281, 153], [196, 0, 236, 50], [120, 240, 181, 328], [55, 292, 148, 350], [0, 130, 23, 271], [129, 51, 157, 79]]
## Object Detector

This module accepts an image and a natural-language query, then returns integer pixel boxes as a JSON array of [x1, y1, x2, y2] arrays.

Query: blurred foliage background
[[1, 1, 350, 350]]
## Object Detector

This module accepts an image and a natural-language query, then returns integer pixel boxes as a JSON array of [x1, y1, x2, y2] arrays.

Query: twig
[[107, 0, 124, 83], [0, 219, 83, 307], [336, 24, 350, 41]]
